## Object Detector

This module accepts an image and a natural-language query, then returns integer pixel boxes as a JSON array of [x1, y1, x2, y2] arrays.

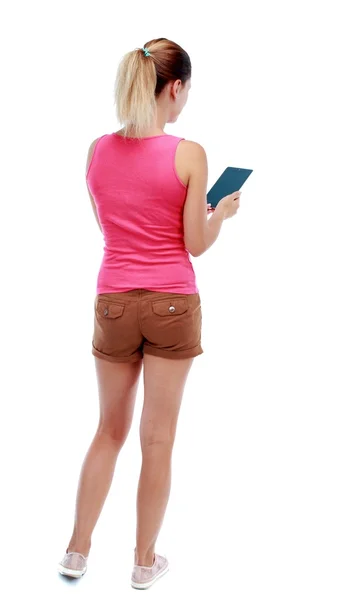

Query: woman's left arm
[[86, 139, 102, 233]]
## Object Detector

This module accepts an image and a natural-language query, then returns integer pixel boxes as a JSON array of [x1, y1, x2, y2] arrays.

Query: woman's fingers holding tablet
[[216, 191, 241, 220]]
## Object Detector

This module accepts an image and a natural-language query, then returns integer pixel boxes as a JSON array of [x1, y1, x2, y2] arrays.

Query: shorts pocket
[[151, 297, 188, 317], [96, 299, 125, 319]]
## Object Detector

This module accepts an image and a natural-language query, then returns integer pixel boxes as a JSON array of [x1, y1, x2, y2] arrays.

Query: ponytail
[[114, 47, 157, 139], [114, 39, 192, 139]]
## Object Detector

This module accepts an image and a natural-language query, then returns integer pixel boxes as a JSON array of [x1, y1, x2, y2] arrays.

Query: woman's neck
[[117, 126, 165, 138], [118, 110, 168, 138]]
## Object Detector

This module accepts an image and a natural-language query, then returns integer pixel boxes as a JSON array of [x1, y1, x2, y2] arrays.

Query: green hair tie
[[142, 47, 151, 57]]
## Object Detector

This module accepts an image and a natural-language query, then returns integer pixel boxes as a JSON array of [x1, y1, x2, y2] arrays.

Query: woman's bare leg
[[134, 354, 193, 566], [67, 357, 142, 556]]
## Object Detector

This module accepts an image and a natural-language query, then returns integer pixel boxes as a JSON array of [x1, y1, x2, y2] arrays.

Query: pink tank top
[[86, 133, 198, 295]]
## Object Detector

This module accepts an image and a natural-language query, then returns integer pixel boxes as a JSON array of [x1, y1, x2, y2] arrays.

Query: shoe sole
[[58, 564, 87, 578], [131, 565, 169, 589]]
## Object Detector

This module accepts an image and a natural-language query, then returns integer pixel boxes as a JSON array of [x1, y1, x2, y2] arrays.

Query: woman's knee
[[96, 422, 129, 445], [140, 429, 175, 453]]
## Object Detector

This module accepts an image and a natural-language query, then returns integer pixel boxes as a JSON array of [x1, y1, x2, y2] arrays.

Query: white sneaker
[[58, 549, 88, 578], [131, 553, 169, 589]]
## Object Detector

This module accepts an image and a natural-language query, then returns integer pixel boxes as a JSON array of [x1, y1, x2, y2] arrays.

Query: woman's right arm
[[182, 142, 239, 257]]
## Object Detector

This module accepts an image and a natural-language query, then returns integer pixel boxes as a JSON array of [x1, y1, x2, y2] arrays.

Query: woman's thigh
[[139, 354, 193, 449], [95, 357, 143, 441]]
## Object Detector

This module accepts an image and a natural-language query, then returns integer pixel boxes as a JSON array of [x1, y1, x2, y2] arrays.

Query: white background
[[1, 0, 360, 598]]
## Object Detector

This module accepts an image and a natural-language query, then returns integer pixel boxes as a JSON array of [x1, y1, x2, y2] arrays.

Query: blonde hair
[[114, 38, 192, 139]]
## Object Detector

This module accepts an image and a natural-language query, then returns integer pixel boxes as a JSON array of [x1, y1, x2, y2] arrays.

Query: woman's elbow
[[184, 232, 207, 257], [186, 245, 205, 258]]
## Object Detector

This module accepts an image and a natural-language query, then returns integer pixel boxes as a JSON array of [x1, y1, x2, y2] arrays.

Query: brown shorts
[[92, 289, 203, 363]]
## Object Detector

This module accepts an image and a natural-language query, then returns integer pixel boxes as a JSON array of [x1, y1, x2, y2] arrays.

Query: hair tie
[[141, 47, 151, 57]]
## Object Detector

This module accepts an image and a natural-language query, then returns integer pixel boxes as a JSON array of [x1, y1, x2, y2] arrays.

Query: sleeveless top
[[86, 133, 198, 295]]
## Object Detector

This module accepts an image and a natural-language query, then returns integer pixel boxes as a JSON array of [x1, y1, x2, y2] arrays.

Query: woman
[[58, 37, 240, 590]]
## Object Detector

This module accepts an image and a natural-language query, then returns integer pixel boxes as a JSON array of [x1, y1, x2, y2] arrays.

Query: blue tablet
[[207, 167, 253, 208]]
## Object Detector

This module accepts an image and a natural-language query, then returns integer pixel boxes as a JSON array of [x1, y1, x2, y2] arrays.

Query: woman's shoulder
[[86, 134, 111, 177], [174, 138, 208, 186], [87, 133, 110, 152], [176, 138, 207, 162]]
